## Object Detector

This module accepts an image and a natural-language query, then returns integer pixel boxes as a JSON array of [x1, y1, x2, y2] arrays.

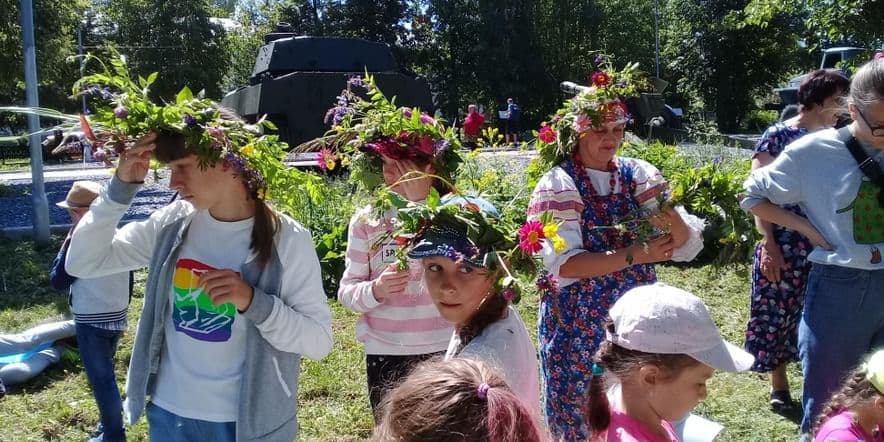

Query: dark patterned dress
[[744, 123, 812, 372]]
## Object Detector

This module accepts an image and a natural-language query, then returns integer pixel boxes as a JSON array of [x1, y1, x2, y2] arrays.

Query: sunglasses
[[856, 107, 884, 137]]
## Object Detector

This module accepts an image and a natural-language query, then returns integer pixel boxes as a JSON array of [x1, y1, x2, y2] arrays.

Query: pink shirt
[[602, 410, 680, 442], [337, 206, 453, 355], [815, 410, 884, 442]]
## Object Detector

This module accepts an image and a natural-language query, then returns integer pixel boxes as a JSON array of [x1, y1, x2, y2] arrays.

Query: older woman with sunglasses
[[742, 56, 884, 440]]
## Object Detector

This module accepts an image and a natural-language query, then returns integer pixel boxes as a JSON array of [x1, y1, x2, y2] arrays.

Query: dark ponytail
[[251, 197, 280, 268], [456, 289, 509, 350]]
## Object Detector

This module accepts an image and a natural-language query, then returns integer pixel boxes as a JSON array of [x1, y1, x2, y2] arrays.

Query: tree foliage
[[98, 0, 229, 100], [662, 0, 803, 131], [0, 0, 88, 126], [741, 0, 883, 49]]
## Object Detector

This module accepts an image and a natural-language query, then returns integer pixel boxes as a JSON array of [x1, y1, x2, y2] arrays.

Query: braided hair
[[813, 368, 882, 436]]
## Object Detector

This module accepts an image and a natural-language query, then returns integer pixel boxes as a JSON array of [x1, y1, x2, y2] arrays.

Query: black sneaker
[[770, 390, 794, 411], [0, 377, 6, 398]]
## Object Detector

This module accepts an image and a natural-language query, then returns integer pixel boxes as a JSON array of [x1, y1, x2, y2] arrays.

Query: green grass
[[0, 158, 30, 172], [0, 238, 802, 441]]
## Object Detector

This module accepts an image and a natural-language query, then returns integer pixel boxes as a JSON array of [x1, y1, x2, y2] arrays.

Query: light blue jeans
[[798, 264, 884, 434], [146, 402, 235, 442]]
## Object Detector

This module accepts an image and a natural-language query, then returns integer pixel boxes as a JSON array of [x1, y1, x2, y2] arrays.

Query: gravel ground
[[0, 171, 176, 229]]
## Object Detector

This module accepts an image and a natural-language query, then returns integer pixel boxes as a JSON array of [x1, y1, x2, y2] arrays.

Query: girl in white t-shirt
[[403, 196, 541, 415]]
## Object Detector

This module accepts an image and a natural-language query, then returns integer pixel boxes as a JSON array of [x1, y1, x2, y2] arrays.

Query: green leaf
[[427, 187, 441, 210], [176, 86, 194, 105]]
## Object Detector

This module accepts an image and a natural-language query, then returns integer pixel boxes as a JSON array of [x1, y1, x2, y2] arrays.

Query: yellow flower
[[257, 188, 272, 200], [552, 235, 567, 254], [341, 156, 351, 167], [240, 144, 255, 157], [543, 223, 559, 239], [326, 159, 336, 171]]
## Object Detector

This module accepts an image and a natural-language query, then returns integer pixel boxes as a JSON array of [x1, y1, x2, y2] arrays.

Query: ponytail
[[251, 197, 280, 268], [586, 361, 611, 437], [457, 289, 508, 349]]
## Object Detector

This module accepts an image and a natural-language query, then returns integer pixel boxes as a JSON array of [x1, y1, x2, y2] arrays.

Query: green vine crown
[[301, 74, 463, 190], [532, 55, 651, 172], [73, 54, 288, 199], [373, 187, 569, 304]]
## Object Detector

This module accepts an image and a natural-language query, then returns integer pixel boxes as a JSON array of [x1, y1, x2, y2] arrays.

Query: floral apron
[[540, 157, 657, 441]]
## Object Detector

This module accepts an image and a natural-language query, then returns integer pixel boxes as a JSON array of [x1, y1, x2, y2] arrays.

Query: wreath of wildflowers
[[301, 74, 462, 190], [532, 55, 651, 172], [72, 54, 289, 200], [373, 187, 568, 304]]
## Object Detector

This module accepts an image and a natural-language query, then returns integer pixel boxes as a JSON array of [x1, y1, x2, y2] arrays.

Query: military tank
[[222, 24, 434, 149]]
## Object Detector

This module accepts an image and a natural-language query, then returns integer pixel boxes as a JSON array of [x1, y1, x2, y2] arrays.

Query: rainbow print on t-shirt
[[171, 258, 237, 342]]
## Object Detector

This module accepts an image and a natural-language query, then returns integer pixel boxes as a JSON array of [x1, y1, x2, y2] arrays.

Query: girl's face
[[577, 121, 626, 169], [645, 362, 715, 422], [421, 256, 495, 326], [381, 156, 434, 193]]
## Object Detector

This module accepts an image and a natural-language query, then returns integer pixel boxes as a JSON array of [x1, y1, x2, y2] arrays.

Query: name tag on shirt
[[381, 243, 398, 264]]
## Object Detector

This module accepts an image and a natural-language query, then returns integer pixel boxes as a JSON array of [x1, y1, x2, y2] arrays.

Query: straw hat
[[56, 181, 102, 209]]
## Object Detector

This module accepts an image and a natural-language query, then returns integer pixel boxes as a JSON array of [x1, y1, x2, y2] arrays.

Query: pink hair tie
[[876, 52, 884, 60], [477, 383, 491, 400]]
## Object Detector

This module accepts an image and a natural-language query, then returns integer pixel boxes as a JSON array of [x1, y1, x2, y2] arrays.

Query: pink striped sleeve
[[338, 209, 382, 313]]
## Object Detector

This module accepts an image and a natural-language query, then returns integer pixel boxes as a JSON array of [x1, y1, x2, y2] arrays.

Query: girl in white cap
[[585, 283, 754, 442], [813, 349, 884, 441]]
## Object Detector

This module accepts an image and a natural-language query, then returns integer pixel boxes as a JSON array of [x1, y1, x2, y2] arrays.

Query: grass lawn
[[0, 158, 30, 172], [0, 237, 802, 441]]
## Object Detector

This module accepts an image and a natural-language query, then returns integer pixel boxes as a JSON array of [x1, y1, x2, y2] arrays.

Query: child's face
[[647, 362, 715, 422], [167, 155, 232, 210], [421, 256, 494, 326]]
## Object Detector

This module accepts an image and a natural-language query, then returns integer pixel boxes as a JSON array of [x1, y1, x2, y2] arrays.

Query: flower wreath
[[374, 188, 567, 304], [72, 54, 289, 200], [302, 74, 462, 190], [532, 55, 651, 173]]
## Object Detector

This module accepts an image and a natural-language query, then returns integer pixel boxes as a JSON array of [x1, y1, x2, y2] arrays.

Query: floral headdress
[[532, 55, 650, 172], [375, 188, 567, 304], [302, 74, 462, 190], [73, 54, 288, 200]]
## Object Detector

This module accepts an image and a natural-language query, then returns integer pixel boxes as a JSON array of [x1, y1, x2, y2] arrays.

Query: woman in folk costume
[[526, 57, 705, 440]]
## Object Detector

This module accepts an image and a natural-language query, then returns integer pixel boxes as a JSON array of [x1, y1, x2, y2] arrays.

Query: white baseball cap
[[608, 283, 754, 372]]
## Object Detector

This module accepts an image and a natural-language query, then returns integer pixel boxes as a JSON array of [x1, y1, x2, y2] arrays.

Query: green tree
[[741, 0, 883, 49], [662, 0, 803, 132], [98, 0, 229, 100], [0, 0, 88, 127]]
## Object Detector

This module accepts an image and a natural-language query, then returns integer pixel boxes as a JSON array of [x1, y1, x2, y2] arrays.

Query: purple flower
[[712, 155, 722, 165], [113, 106, 128, 119], [595, 54, 605, 65], [402, 109, 413, 119], [100, 87, 112, 100], [617, 80, 628, 88], [324, 106, 351, 126], [184, 114, 198, 127], [441, 245, 461, 262], [536, 274, 559, 293], [433, 139, 451, 155], [502, 287, 516, 302], [419, 113, 435, 125], [347, 76, 364, 88]]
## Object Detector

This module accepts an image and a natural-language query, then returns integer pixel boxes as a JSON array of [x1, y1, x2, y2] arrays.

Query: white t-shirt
[[152, 211, 253, 422], [445, 306, 541, 416]]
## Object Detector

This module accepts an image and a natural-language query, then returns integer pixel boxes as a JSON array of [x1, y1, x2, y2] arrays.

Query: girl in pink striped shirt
[[337, 145, 461, 418]]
